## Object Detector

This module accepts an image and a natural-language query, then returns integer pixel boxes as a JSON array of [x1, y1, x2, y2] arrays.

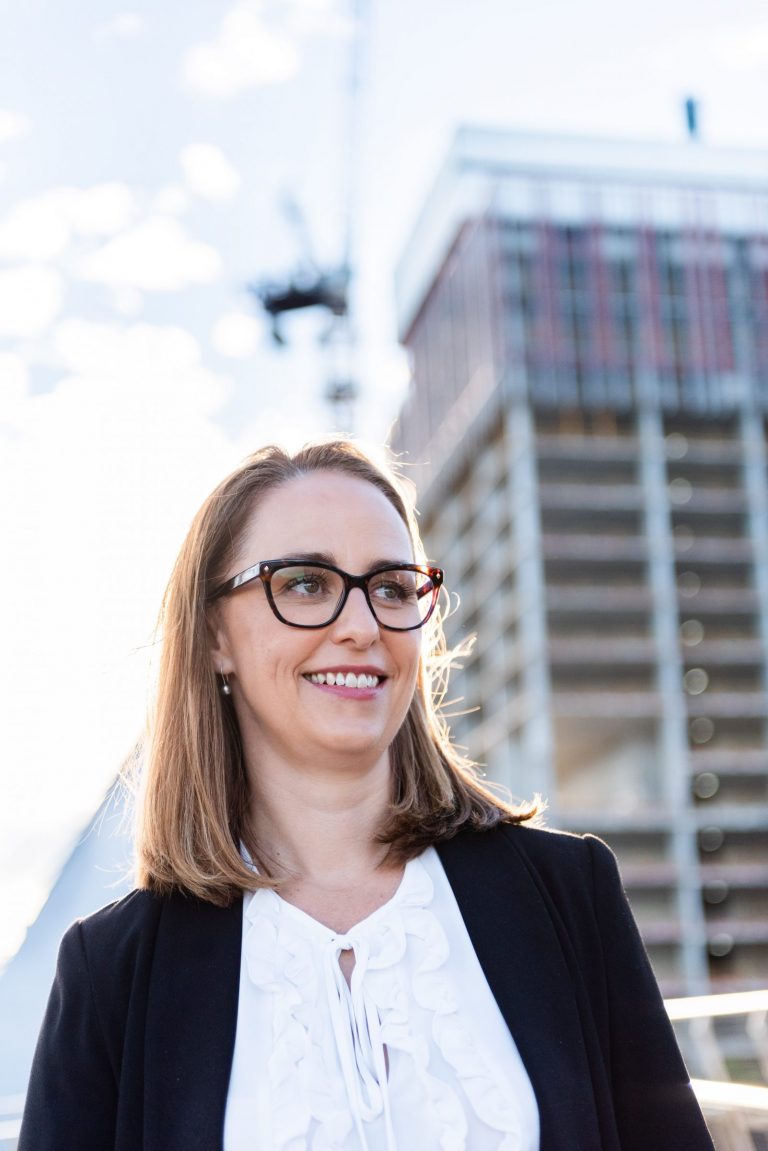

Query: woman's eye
[[372, 579, 413, 602], [286, 576, 323, 595], [273, 567, 332, 597]]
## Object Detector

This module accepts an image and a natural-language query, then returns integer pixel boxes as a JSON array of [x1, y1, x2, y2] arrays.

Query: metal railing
[[667, 990, 768, 1151]]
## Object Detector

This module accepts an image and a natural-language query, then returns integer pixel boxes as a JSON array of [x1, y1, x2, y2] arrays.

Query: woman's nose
[[330, 586, 379, 644]]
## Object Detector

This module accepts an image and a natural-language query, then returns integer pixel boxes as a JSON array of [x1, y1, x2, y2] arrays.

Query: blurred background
[[1, 1, 768, 1146]]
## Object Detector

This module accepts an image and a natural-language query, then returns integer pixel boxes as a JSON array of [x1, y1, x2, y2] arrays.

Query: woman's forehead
[[237, 471, 412, 558]]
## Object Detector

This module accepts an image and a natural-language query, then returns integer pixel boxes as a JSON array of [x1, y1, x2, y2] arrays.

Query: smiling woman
[[19, 440, 714, 1151]]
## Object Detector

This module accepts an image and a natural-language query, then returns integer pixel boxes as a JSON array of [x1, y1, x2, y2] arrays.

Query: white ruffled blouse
[[224, 847, 539, 1151]]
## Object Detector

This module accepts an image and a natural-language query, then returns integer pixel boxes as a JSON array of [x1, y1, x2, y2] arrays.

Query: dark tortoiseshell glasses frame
[[208, 559, 444, 631]]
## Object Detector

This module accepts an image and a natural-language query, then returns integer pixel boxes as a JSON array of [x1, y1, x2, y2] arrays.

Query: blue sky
[[2, 0, 768, 969]]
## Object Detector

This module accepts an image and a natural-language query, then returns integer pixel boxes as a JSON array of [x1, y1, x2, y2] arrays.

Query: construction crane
[[248, 1, 365, 433], [253, 193, 350, 346]]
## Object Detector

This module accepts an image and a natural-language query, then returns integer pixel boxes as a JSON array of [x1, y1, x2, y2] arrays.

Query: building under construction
[[393, 127, 768, 999]]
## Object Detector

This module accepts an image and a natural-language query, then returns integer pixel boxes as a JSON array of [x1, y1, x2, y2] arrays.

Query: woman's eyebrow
[[275, 550, 335, 564], [276, 551, 413, 569]]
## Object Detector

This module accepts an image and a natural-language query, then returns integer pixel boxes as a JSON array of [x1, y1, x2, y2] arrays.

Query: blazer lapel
[[143, 893, 243, 1151], [437, 829, 604, 1151]]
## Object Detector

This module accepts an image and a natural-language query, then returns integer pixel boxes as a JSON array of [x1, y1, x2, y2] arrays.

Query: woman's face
[[208, 471, 422, 774]]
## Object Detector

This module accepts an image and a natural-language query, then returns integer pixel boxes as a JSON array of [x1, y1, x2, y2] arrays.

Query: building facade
[[393, 127, 768, 996]]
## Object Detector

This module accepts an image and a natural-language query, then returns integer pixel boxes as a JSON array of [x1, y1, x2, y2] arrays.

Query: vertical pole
[[735, 232, 768, 711], [502, 396, 556, 814], [739, 407, 768, 716], [638, 403, 709, 991]]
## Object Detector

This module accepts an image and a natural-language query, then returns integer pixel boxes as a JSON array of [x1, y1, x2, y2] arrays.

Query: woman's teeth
[[307, 672, 380, 689]]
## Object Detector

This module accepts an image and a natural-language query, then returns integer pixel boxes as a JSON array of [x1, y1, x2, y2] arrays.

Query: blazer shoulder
[[70, 887, 243, 977], [502, 822, 623, 897], [57, 887, 172, 994], [439, 822, 622, 917], [496, 820, 616, 874], [74, 887, 164, 944]]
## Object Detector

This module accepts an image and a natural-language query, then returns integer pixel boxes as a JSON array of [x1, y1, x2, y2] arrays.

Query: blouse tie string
[[323, 934, 396, 1151]]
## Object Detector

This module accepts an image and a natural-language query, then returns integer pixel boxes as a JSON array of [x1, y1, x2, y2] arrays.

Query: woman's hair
[[136, 439, 536, 904]]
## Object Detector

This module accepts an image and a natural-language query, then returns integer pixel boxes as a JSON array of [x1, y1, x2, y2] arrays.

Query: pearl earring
[[220, 668, 232, 696]]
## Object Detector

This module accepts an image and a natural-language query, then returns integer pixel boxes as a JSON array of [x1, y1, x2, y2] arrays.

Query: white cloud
[[0, 108, 30, 144], [51, 319, 226, 410], [288, 0, 353, 39], [152, 184, 189, 215], [0, 267, 62, 337], [111, 287, 144, 316], [0, 197, 70, 261], [77, 216, 222, 291], [93, 11, 144, 41], [211, 310, 262, 358], [181, 4, 300, 98], [0, 184, 138, 262], [69, 183, 140, 236], [0, 354, 28, 425], [181, 143, 241, 201]]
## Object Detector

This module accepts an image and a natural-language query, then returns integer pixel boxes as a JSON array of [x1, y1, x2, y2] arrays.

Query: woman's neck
[[246, 752, 395, 885]]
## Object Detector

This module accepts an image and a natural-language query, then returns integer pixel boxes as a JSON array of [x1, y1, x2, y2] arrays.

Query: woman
[[20, 440, 713, 1151]]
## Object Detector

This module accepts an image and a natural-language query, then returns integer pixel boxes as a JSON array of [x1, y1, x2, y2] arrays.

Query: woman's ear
[[206, 607, 233, 674]]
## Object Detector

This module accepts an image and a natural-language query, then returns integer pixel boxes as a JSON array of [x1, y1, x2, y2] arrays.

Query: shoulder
[[66, 888, 164, 951], [437, 822, 623, 930], [57, 887, 180, 993], [62, 886, 243, 976], [500, 822, 618, 881], [440, 820, 616, 884], [438, 823, 639, 976]]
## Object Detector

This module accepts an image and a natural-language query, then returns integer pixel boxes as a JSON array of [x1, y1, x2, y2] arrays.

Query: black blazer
[[19, 824, 714, 1150]]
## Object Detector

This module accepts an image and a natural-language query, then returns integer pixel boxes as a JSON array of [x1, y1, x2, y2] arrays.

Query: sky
[[2, 0, 768, 971]]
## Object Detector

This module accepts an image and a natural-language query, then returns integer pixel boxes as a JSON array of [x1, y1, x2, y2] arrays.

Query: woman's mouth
[[305, 672, 382, 689]]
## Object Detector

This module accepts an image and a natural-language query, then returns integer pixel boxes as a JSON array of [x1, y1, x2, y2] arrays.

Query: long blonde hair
[[136, 440, 535, 904]]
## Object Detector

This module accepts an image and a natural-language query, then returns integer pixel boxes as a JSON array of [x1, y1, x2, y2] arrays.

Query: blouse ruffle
[[243, 857, 525, 1150]]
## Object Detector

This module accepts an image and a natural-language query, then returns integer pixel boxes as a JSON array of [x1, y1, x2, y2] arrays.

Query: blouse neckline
[[261, 859, 412, 940]]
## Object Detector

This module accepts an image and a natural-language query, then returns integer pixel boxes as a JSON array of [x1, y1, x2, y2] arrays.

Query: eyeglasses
[[209, 559, 444, 631]]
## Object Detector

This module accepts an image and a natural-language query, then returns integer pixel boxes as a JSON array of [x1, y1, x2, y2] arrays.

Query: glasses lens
[[367, 567, 438, 629], [269, 564, 345, 626]]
